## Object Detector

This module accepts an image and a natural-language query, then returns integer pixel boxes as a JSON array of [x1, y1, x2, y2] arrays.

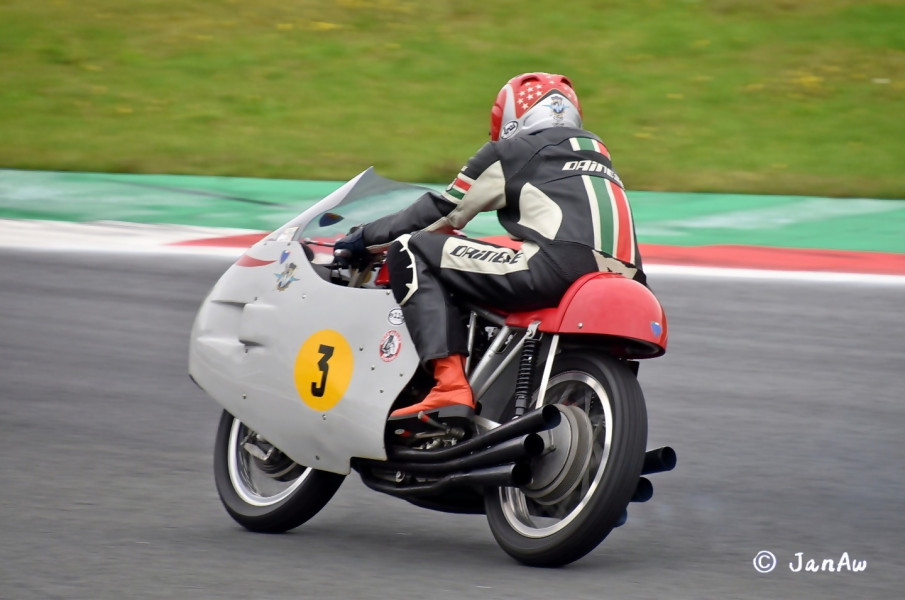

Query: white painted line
[[0, 219, 250, 256], [3, 219, 904, 285], [646, 264, 905, 286]]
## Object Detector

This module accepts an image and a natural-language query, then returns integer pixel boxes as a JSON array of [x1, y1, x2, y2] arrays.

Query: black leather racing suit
[[361, 126, 645, 362]]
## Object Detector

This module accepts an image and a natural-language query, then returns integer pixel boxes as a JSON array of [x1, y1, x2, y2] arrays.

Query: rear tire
[[484, 352, 647, 566], [213, 410, 345, 533]]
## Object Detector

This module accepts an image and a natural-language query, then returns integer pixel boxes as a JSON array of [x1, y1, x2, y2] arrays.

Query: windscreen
[[296, 170, 432, 242]]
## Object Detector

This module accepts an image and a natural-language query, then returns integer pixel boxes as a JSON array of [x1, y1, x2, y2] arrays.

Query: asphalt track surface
[[2, 249, 903, 600]]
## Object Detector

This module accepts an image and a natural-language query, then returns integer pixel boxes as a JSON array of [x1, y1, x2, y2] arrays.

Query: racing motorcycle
[[188, 168, 676, 567]]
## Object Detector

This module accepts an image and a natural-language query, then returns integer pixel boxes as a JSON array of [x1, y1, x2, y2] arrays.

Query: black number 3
[[311, 344, 334, 397]]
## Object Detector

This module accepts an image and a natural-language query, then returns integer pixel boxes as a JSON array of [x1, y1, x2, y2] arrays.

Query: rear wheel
[[484, 352, 647, 566], [213, 410, 345, 533]]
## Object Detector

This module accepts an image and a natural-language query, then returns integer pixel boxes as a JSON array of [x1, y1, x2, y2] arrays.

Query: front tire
[[484, 352, 647, 566], [213, 410, 345, 533]]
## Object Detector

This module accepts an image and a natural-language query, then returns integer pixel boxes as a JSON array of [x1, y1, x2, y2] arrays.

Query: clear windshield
[[295, 169, 432, 242], [264, 167, 505, 250]]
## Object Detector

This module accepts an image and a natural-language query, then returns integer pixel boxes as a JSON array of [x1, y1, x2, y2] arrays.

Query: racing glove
[[333, 227, 370, 267]]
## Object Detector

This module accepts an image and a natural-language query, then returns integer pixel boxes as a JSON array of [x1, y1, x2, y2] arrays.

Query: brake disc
[[521, 404, 594, 506]]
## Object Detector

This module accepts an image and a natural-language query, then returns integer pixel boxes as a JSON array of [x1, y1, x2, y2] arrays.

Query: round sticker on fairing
[[387, 307, 405, 325], [293, 330, 354, 411], [379, 330, 402, 362]]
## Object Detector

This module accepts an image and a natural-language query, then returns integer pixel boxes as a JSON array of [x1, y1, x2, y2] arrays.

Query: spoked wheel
[[484, 352, 647, 566], [213, 410, 345, 533]]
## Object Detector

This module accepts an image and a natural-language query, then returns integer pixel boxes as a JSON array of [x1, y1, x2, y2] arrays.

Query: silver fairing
[[189, 169, 426, 474]]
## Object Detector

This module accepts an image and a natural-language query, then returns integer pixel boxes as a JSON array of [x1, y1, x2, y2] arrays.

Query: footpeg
[[388, 404, 474, 443], [416, 410, 458, 431]]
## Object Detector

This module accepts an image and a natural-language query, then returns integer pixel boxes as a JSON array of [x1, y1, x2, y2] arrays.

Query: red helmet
[[490, 72, 583, 141]]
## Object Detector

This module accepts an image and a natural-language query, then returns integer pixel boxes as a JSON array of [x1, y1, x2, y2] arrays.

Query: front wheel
[[484, 352, 647, 566], [213, 410, 345, 533]]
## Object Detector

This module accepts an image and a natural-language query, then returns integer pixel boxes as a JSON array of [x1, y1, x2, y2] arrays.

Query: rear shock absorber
[[512, 322, 541, 418]]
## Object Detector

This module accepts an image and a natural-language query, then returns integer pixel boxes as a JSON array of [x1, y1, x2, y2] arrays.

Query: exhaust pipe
[[360, 462, 532, 497], [631, 477, 653, 503], [642, 446, 676, 475], [379, 433, 545, 475], [443, 462, 533, 489], [387, 404, 561, 464]]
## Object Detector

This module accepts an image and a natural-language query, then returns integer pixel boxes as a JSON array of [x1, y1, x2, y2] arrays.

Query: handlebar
[[300, 237, 381, 275]]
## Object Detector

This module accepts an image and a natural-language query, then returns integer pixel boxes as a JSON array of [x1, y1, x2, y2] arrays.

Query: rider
[[335, 72, 645, 420]]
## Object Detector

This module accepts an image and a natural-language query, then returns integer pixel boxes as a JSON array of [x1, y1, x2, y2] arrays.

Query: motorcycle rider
[[335, 72, 645, 420]]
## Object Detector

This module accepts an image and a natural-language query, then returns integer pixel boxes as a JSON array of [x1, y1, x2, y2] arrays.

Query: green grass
[[1, 0, 904, 198]]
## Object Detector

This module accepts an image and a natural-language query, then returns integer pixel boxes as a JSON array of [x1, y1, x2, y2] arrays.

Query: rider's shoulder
[[494, 126, 596, 149]]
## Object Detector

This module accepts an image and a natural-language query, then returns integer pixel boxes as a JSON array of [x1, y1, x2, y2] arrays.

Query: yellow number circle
[[293, 330, 354, 412]]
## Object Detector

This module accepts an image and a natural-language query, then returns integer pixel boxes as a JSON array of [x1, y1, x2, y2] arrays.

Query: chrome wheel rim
[[227, 418, 312, 507], [498, 371, 613, 538]]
